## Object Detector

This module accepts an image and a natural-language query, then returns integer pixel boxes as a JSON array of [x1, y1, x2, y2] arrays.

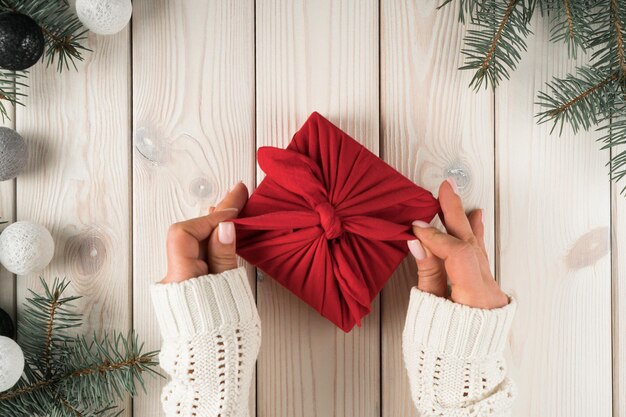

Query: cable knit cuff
[[403, 288, 516, 359], [150, 267, 257, 340]]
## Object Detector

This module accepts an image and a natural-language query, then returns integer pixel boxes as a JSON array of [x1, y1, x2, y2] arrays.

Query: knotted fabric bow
[[234, 112, 440, 332]]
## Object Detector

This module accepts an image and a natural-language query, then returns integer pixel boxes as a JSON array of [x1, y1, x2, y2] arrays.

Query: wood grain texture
[[380, 1, 494, 415], [614, 150, 626, 417], [255, 1, 380, 416], [497, 17, 612, 417], [132, 1, 255, 416], [14, 29, 132, 415], [0, 107, 16, 324]]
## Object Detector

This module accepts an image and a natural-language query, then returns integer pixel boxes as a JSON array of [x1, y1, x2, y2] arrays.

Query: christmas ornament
[[233, 112, 440, 332], [0, 127, 28, 182], [76, 0, 132, 35], [0, 12, 44, 71], [0, 308, 13, 339], [0, 336, 24, 392], [0, 221, 54, 275]]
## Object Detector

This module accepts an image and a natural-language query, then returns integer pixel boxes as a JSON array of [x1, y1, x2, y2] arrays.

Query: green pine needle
[[441, 0, 626, 194], [0, 278, 161, 417]]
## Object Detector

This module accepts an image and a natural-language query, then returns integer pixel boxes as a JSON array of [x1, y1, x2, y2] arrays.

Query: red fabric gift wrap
[[233, 112, 440, 332]]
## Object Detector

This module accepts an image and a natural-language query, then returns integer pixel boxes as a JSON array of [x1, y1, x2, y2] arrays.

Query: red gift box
[[234, 112, 440, 332]]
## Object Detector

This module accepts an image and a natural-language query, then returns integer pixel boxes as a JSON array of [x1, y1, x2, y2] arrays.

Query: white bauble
[[0, 335, 24, 392], [0, 221, 54, 275], [76, 0, 132, 35]]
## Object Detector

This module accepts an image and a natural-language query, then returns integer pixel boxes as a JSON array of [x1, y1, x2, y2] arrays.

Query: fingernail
[[229, 181, 243, 192], [217, 207, 239, 212], [478, 208, 483, 222], [407, 239, 426, 260], [445, 176, 459, 195], [412, 220, 431, 228], [218, 222, 235, 244]]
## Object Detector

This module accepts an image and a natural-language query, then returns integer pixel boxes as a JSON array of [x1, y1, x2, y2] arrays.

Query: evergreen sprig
[[0, 278, 160, 417], [442, 0, 626, 193], [0, 0, 89, 119]]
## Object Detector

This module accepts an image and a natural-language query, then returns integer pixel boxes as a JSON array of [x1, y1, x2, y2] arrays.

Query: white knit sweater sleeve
[[403, 288, 517, 417], [150, 266, 261, 417]]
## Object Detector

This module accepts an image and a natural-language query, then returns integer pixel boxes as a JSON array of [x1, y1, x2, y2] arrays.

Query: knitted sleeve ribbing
[[150, 267, 261, 417], [403, 288, 517, 417]]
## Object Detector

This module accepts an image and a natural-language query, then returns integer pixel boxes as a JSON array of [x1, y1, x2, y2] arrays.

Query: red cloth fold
[[233, 112, 440, 332]]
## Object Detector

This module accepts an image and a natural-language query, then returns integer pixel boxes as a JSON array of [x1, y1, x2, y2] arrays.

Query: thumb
[[208, 221, 238, 274], [407, 239, 447, 298]]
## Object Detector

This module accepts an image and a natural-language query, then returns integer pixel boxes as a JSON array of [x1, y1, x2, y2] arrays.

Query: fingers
[[438, 179, 475, 243], [411, 220, 467, 260], [215, 181, 248, 211], [208, 221, 237, 273], [168, 182, 248, 242], [467, 209, 488, 256], [207, 182, 249, 274], [408, 239, 447, 297]]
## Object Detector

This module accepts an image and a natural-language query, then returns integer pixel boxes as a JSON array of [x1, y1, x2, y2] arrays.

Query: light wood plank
[[255, 1, 379, 416], [497, 17, 612, 417], [15, 28, 132, 415], [0, 106, 16, 325], [613, 150, 626, 417], [380, 1, 495, 415], [132, 1, 256, 416]]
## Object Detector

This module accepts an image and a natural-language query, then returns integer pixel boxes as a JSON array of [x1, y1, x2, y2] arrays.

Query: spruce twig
[[0, 279, 160, 417]]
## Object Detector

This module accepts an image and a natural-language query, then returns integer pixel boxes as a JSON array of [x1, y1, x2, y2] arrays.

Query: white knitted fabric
[[151, 267, 261, 417], [403, 288, 517, 417]]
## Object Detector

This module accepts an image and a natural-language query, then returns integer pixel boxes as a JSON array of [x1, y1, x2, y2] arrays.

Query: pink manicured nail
[[412, 220, 431, 228], [407, 240, 426, 260], [218, 222, 235, 244], [445, 177, 459, 195]]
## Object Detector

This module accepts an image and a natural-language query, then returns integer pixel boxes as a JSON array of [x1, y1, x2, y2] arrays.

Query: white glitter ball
[[76, 0, 132, 35], [0, 221, 55, 275], [0, 336, 24, 392]]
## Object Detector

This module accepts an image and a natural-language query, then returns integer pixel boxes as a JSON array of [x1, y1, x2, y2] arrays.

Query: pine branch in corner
[[0, 278, 160, 417]]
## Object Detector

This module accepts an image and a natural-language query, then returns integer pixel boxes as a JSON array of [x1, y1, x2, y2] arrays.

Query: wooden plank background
[[0, 1, 619, 416]]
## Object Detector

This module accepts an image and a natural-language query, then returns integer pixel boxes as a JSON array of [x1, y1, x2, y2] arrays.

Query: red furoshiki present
[[233, 112, 440, 332]]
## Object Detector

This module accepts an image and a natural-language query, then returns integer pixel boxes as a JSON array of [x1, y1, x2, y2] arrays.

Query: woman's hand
[[407, 178, 508, 309], [160, 182, 248, 284]]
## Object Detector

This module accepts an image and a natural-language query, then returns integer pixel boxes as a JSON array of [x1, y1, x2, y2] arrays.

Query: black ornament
[[0, 12, 44, 71], [0, 307, 15, 339]]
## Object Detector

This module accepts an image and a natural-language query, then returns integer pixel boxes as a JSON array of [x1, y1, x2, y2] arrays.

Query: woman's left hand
[[160, 182, 248, 284]]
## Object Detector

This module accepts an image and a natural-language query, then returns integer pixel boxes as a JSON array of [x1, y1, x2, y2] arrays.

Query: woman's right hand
[[161, 182, 248, 284], [407, 178, 508, 310]]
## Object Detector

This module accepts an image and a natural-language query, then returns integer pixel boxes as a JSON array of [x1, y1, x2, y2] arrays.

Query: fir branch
[[610, 0, 626, 77], [481, 0, 520, 71], [564, 0, 574, 40], [458, 0, 533, 89], [537, 70, 618, 132], [44, 283, 62, 375], [0, 279, 160, 417]]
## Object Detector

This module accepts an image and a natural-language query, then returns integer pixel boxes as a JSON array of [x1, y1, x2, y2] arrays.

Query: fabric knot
[[315, 202, 343, 239]]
